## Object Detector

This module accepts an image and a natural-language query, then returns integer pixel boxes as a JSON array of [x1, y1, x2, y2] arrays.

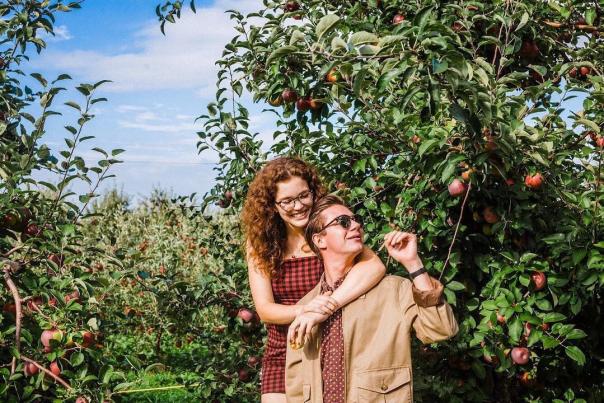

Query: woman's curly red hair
[[241, 157, 326, 278]]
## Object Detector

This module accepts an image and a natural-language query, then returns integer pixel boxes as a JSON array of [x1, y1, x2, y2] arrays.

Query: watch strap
[[409, 267, 427, 280]]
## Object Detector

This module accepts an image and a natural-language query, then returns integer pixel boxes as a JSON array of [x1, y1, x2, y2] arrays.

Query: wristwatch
[[408, 266, 427, 280]]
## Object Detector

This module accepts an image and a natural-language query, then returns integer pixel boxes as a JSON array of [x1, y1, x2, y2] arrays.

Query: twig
[[439, 182, 472, 281], [21, 356, 72, 390], [3, 265, 22, 374]]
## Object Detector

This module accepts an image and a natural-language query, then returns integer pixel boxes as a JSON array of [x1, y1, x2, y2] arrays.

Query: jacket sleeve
[[399, 276, 459, 344], [285, 341, 304, 402]]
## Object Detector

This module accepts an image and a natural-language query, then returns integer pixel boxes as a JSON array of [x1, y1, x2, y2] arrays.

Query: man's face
[[313, 205, 364, 257]]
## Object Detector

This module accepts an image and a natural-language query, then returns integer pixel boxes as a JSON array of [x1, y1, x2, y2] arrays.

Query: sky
[[29, 0, 275, 204]]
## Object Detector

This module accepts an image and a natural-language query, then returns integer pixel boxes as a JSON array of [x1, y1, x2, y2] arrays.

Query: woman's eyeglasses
[[318, 214, 363, 232], [275, 190, 314, 211]]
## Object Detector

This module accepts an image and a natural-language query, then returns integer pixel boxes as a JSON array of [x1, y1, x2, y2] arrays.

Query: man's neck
[[322, 253, 357, 288]]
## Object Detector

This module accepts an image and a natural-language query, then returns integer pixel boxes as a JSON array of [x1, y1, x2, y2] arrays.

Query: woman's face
[[274, 176, 314, 229]]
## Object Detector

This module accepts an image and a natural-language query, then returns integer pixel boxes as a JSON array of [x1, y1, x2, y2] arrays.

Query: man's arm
[[399, 276, 459, 343], [385, 231, 459, 343]]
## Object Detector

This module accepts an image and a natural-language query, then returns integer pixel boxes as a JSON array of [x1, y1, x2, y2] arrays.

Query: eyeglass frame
[[274, 189, 314, 211], [316, 214, 363, 233]]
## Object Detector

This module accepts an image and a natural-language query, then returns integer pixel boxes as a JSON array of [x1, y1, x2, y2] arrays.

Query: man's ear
[[312, 232, 327, 251]]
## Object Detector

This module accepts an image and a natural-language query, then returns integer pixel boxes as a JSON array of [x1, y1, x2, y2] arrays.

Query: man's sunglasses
[[317, 214, 363, 232]]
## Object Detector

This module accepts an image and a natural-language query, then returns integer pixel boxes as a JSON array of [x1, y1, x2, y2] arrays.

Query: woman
[[241, 156, 386, 403]]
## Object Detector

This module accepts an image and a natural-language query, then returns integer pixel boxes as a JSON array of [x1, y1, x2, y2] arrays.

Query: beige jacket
[[285, 275, 458, 403]]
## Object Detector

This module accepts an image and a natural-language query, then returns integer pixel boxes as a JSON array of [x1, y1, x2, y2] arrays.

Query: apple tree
[[164, 0, 603, 401], [1, 1, 124, 401]]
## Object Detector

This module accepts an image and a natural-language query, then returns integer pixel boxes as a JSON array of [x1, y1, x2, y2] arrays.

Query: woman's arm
[[330, 245, 386, 308], [248, 263, 301, 325], [247, 245, 336, 325]]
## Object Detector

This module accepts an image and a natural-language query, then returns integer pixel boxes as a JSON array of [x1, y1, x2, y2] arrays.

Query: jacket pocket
[[354, 366, 411, 403], [303, 384, 311, 402]]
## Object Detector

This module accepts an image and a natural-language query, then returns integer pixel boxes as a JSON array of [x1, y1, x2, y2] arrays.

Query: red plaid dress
[[261, 255, 323, 394]]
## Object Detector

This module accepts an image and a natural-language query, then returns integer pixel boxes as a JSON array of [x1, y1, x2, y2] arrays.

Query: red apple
[[24, 362, 39, 376], [496, 312, 506, 324], [64, 289, 80, 304], [238, 368, 250, 382], [505, 178, 515, 186], [519, 40, 540, 61], [579, 66, 591, 77], [296, 97, 311, 112], [448, 178, 468, 197], [326, 68, 339, 83], [237, 308, 255, 323], [281, 89, 298, 103], [81, 331, 95, 348], [48, 253, 63, 267], [452, 21, 464, 32], [75, 397, 89, 403], [511, 347, 530, 365], [26, 296, 44, 313], [541, 323, 550, 331], [392, 14, 405, 24], [483, 206, 499, 224], [531, 271, 547, 290], [24, 223, 41, 237], [519, 371, 535, 387], [284, 1, 299, 12], [41, 329, 63, 352], [524, 173, 543, 189], [569, 67, 578, 78], [268, 95, 283, 107], [309, 99, 323, 111], [524, 322, 532, 339], [411, 135, 421, 144], [49, 361, 61, 376], [247, 355, 260, 367]]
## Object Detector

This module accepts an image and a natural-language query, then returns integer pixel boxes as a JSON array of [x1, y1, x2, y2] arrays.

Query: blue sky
[[30, 0, 274, 204]]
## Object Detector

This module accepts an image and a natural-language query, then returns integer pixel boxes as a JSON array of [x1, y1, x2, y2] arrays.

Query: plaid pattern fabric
[[261, 255, 323, 394], [320, 276, 346, 403]]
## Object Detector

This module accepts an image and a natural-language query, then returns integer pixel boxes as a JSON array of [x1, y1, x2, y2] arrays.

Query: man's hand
[[301, 291, 339, 316], [288, 311, 328, 349], [383, 231, 423, 272]]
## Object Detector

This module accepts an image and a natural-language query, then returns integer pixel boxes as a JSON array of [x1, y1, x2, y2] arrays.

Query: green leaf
[[432, 59, 448, 74], [508, 317, 523, 342], [70, 352, 84, 366], [331, 36, 348, 52], [541, 233, 565, 244], [377, 68, 404, 92], [316, 14, 340, 40], [565, 329, 587, 340], [565, 346, 586, 365], [516, 12, 530, 31], [543, 312, 566, 323], [418, 139, 440, 157], [289, 30, 305, 45], [265, 45, 298, 66], [350, 31, 379, 46], [446, 281, 465, 291]]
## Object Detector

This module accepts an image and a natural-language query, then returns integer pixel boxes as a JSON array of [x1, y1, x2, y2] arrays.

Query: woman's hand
[[300, 291, 339, 316], [288, 311, 328, 349]]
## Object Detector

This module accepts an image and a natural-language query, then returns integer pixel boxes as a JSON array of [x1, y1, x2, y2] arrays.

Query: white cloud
[[35, 0, 265, 93], [39, 24, 73, 42]]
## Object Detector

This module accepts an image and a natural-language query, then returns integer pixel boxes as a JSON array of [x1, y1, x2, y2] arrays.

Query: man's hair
[[304, 194, 346, 258]]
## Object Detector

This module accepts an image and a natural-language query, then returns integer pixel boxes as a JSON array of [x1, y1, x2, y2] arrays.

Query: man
[[285, 195, 458, 403]]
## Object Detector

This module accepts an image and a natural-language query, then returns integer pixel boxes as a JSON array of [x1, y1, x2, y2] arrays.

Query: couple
[[242, 157, 458, 402]]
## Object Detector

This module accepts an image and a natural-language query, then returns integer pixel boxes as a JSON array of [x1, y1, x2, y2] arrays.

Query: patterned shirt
[[320, 275, 346, 403]]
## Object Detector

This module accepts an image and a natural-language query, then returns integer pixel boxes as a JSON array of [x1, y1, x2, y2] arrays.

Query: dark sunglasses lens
[[354, 215, 363, 227], [336, 216, 352, 229]]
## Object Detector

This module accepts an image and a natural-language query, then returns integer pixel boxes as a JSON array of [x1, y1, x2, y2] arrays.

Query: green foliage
[[166, 0, 604, 401]]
